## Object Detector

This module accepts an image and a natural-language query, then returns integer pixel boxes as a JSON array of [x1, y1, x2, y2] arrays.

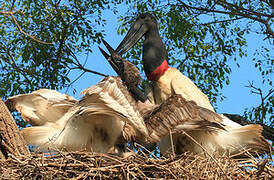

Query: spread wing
[[6, 89, 77, 125], [153, 97, 271, 156], [87, 77, 225, 143], [80, 77, 225, 143], [81, 76, 148, 137], [21, 107, 124, 153], [144, 94, 223, 142], [6, 87, 124, 153]]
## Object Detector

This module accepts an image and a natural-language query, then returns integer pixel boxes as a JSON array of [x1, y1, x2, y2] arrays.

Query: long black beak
[[115, 19, 148, 55]]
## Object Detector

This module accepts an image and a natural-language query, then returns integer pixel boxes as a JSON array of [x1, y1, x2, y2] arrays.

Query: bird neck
[[146, 60, 169, 81], [143, 28, 169, 81]]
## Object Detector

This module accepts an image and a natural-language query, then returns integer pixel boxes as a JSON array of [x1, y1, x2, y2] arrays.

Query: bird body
[[114, 13, 271, 156], [6, 88, 125, 153], [6, 13, 271, 156], [151, 67, 271, 155], [148, 67, 214, 112]]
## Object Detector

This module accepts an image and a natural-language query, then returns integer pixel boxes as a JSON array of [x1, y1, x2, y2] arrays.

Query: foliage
[[0, 0, 115, 97], [0, 0, 273, 128], [117, 0, 273, 125]]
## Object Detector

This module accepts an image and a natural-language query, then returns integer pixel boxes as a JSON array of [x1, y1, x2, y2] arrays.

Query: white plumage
[[6, 75, 270, 156], [148, 67, 270, 156], [6, 78, 134, 153]]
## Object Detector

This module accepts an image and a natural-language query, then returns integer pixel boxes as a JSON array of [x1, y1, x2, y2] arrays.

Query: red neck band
[[146, 60, 169, 81]]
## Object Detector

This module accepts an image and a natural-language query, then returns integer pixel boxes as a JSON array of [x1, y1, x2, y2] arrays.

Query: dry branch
[[0, 151, 273, 179], [0, 99, 30, 160]]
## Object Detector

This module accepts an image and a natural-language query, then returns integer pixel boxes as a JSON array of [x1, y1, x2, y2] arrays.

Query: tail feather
[[22, 126, 62, 150], [215, 124, 271, 155]]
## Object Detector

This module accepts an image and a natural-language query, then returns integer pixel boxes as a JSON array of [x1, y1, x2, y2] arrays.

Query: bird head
[[116, 13, 169, 81]]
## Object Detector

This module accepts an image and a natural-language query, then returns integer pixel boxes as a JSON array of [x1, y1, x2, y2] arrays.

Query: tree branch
[[199, 17, 244, 26], [219, 0, 273, 18], [245, 82, 273, 123], [0, 11, 54, 45], [0, 99, 30, 159], [177, 0, 274, 38], [68, 49, 108, 77]]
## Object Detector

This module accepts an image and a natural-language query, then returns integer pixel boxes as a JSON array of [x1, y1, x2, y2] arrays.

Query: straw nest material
[[0, 150, 273, 179]]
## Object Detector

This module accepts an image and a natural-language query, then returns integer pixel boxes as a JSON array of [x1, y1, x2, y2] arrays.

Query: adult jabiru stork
[[114, 13, 271, 156]]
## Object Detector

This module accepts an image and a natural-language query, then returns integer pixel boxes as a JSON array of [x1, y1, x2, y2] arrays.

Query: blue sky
[[64, 10, 273, 118]]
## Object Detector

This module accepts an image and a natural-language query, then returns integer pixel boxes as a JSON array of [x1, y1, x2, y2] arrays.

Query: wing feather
[[8, 87, 124, 153], [144, 94, 223, 142], [5, 89, 77, 125], [81, 77, 148, 137], [22, 105, 124, 153]]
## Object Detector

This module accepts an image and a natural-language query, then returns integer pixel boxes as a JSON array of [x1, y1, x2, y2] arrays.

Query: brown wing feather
[[144, 94, 223, 142], [81, 76, 148, 138], [85, 77, 225, 144]]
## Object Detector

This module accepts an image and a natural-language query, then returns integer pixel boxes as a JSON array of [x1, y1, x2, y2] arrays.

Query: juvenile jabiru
[[114, 13, 271, 156], [5, 86, 140, 154]]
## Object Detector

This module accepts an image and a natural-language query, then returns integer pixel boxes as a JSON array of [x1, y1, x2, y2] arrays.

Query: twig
[[245, 81, 273, 123], [180, 130, 227, 177], [68, 49, 108, 77], [199, 17, 244, 26], [169, 130, 175, 157], [1, 11, 54, 45], [133, 142, 158, 159], [256, 159, 268, 176]]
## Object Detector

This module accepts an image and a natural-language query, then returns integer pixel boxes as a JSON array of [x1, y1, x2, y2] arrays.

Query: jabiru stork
[[5, 87, 139, 154], [113, 13, 271, 156], [6, 41, 238, 155], [6, 76, 226, 155]]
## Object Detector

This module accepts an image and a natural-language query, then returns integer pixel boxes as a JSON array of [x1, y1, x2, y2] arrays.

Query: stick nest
[[0, 151, 273, 179]]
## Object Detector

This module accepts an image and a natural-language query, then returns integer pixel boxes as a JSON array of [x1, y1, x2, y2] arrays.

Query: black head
[[116, 13, 158, 55], [116, 13, 168, 77]]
